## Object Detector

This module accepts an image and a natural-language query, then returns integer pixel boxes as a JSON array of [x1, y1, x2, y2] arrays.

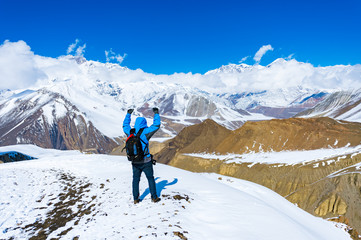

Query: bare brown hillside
[[154, 117, 361, 238], [156, 119, 232, 164], [157, 118, 361, 162], [216, 117, 361, 154]]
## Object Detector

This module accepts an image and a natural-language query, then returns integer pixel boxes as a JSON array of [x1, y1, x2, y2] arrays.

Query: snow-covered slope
[[221, 87, 328, 118], [297, 89, 361, 123], [185, 144, 361, 166], [0, 145, 351, 240], [205, 63, 261, 74], [0, 56, 338, 143], [205, 59, 361, 118], [33, 55, 270, 134], [0, 89, 117, 153]]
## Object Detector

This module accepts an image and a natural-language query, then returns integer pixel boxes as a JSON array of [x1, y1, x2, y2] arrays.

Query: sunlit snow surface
[[186, 145, 361, 166], [0, 145, 351, 240]]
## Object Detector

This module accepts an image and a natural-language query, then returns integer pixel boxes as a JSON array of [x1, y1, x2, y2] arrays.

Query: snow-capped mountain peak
[[205, 63, 257, 75], [266, 58, 290, 67]]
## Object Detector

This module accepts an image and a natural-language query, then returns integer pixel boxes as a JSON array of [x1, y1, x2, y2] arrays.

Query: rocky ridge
[[296, 89, 361, 122], [0, 89, 117, 153], [216, 117, 361, 153]]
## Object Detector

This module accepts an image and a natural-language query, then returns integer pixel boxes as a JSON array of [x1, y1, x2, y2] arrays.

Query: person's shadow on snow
[[139, 177, 178, 200]]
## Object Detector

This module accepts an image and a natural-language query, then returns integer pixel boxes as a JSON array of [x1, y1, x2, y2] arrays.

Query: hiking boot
[[134, 199, 140, 204], [152, 197, 161, 203]]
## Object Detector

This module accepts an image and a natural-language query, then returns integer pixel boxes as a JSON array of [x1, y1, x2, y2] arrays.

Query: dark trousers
[[132, 161, 157, 200]]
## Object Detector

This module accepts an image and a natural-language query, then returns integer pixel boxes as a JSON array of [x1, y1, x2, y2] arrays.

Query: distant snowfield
[[0, 145, 351, 240], [186, 145, 361, 166]]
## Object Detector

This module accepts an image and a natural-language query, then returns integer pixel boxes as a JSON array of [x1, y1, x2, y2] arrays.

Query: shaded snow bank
[[0, 144, 81, 159]]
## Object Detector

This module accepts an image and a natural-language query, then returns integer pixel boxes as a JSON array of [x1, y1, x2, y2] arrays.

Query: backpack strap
[[136, 128, 145, 137], [126, 134, 134, 142], [121, 133, 134, 152], [136, 128, 150, 155]]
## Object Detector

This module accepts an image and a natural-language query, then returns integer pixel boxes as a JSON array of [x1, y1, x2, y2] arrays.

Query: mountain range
[[1, 52, 361, 153]]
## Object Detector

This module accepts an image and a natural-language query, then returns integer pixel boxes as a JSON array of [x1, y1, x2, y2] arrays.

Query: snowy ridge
[[0, 145, 352, 240], [185, 144, 361, 167], [205, 63, 260, 74], [0, 63, 329, 140], [0, 87, 119, 153], [1, 69, 273, 139], [296, 89, 361, 122]]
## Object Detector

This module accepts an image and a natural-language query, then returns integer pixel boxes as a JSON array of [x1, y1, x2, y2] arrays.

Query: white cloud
[[253, 45, 274, 63], [105, 49, 127, 64], [75, 43, 86, 57], [67, 39, 79, 54], [115, 54, 126, 64], [0, 40, 46, 90], [239, 56, 250, 63], [1, 40, 361, 94], [286, 54, 294, 60], [104, 50, 111, 62], [210, 59, 361, 92], [67, 39, 86, 57]]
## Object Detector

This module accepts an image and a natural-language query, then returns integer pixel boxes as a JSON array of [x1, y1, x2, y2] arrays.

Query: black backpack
[[123, 128, 147, 163]]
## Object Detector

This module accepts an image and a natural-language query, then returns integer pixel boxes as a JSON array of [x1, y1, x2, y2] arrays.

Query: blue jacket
[[123, 113, 161, 159]]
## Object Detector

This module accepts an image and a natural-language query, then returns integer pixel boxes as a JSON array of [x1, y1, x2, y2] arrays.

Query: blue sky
[[1, 0, 360, 74]]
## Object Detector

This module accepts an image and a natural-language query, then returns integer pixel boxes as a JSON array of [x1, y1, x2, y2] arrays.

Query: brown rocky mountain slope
[[154, 117, 361, 238], [216, 117, 361, 154], [156, 117, 361, 162], [154, 119, 232, 164], [0, 90, 117, 154]]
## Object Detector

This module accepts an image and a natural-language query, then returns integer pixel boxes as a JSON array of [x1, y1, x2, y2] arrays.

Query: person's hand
[[152, 108, 159, 114], [127, 109, 134, 114]]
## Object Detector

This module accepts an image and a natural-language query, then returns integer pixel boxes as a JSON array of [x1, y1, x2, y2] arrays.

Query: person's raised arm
[[122, 109, 134, 136]]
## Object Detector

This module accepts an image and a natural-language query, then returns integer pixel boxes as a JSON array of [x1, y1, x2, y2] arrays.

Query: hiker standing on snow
[[123, 108, 161, 204]]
